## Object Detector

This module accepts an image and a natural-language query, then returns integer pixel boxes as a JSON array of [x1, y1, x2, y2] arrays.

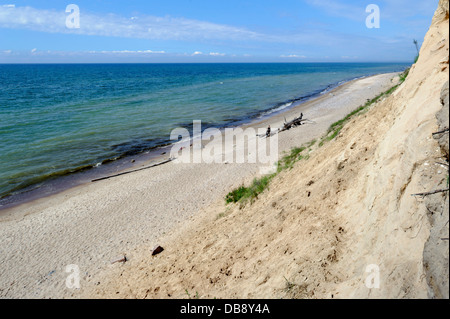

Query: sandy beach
[[0, 72, 401, 298]]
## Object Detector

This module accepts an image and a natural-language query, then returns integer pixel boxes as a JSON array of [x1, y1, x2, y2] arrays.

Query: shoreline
[[0, 71, 402, 212], [0, 72, 401, 298]]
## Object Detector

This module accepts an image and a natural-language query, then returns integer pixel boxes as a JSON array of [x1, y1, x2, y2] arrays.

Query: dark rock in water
[[152, 245, 164, 256], [131, 159, 136, 163], [161, 152, 167, 155]]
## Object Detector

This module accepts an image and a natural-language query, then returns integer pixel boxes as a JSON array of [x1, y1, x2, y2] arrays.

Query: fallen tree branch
[[279, 114, 315, 132], [432, 128, 449, 135], [411, 188, 449, 197], [257, 115, 316, 138], [92, 158, 174, 182]]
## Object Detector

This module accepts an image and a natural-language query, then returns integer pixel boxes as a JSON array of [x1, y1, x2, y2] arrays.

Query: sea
[[0, 63, 410, 208]]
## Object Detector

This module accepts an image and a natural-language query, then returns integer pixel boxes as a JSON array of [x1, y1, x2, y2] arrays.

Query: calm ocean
[[0, 63, 409, 205]]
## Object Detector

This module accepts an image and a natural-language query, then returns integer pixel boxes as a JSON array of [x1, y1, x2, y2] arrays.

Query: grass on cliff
[[319, 68, 409, 147], [225, 144, 314, 205], [225, 69, 410, 206]]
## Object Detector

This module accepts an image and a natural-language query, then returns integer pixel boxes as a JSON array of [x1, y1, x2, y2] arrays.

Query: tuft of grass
[[283, 276, 296, 292], [277, 146, 306, 171], [225, 146, 311, 205], [185, 290, 200, 299], [306, 139, 317, 147], [225, 174, 276, 205], [216, 212, 226, 219], [225, 185, 248, 204], [399, 68, 410, 83]]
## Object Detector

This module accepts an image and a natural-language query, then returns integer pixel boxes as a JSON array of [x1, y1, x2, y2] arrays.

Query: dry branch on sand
[[411, 188, 449, 198], [279, 113, 316, 132]]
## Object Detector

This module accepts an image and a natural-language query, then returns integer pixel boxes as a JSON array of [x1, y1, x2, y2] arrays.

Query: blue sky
[[0, 0, 439, 63]]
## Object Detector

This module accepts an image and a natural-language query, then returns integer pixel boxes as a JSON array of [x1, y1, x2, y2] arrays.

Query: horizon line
[[0, 61, 413, 65]]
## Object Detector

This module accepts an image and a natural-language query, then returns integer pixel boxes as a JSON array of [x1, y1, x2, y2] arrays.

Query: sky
[[0, 0, 440, 63]]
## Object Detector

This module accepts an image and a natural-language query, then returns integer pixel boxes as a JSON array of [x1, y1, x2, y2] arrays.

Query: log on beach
[[91, 158, 174, 182], [279, 114, 315, 132], [257, 114, 316, 138]]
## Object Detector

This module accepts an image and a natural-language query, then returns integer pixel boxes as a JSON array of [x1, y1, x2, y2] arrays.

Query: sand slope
[[85, 1, 449, 299]]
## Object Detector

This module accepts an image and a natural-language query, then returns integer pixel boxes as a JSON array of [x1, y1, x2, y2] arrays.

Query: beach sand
[[0, 72, 401, 298]]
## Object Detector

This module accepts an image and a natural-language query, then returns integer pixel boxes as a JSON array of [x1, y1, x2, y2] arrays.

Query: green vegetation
[[225, 145, 312, 205], [225, 69, 410, 206], [399, 68, 410, 83], [319, 68, 410, 147], [413, 39, 420, 63], [225, 174, 276, 204], [185, 289, 200, 299], [277, 146, 306, 171]]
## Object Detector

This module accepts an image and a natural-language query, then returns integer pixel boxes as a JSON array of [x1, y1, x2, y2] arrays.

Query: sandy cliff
[[87, 1, 449, 299]]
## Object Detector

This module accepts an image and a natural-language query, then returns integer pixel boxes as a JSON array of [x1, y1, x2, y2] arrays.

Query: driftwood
[[279, 114, 315, 132], [411, 188, 449, 197], [91, 158, 173, 182], [111, 255, 127, 264], [432, 128, 449, 135], [257, 114, 316, 138]]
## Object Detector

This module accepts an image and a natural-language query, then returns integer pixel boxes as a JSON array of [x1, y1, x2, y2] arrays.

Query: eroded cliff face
[[312, 0, 449, 298], [421, 0, 449, 300], [423, 79, 449, 299]]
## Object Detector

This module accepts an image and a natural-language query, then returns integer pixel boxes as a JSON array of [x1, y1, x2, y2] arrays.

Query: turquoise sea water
[[0, 63, 409, 203]]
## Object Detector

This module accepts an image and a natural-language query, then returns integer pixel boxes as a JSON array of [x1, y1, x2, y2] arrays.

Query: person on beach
[[266, 125, 271, 138], [298, 113, 304, 126]]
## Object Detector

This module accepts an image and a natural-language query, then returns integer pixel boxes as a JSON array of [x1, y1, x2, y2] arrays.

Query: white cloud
[[31, 48, 37, 53], [209, 52, 226, 56], [0, 5, 262, 42], [104, 50, 166, 54], [0, 3, 434, 62], [280, 54, 306, 58], [0, 4, 346, 46]]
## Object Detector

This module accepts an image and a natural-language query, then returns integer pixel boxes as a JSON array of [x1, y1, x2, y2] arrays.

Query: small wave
[[258, 101, 293, 118]]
